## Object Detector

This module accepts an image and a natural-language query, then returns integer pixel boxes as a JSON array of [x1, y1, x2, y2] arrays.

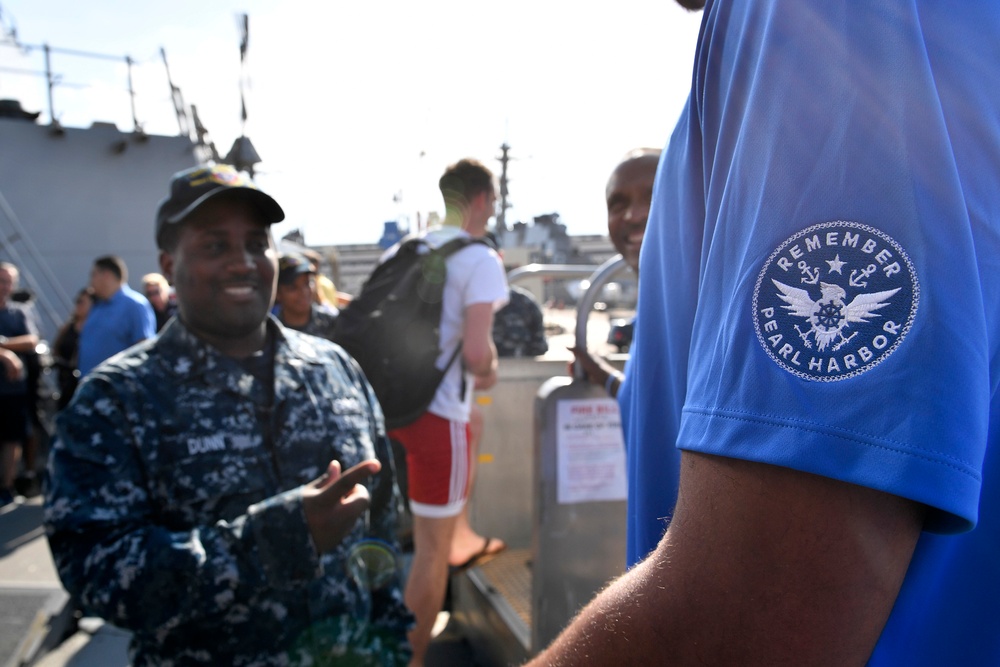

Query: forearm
[[528, 453, 923, 666], [569, 346, 623, 395], [0, 333, 39, 353], [49, 487, 319, 634], [47, 404, 321, 634], [463, 341, 497, 378], [472, 358, 498, 390], [463, 301, 498, 377], [525, 546, 674, 666]]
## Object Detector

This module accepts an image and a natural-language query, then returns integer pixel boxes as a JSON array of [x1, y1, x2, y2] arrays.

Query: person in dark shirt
[[141, 272, 176, 332], [275, 252, 338, 341], [52, 288, 95, 410], [570, 148, 659, 398], [493, 285, 548, 358], [0, 262, 39, 507]]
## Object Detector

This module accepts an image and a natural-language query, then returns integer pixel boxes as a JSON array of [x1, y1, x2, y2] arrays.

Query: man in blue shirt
[[528, 2, 1000, 665], [77, 255, 155, 376]]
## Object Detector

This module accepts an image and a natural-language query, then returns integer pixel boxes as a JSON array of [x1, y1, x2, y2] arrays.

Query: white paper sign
[[556, 397, 627, 504]]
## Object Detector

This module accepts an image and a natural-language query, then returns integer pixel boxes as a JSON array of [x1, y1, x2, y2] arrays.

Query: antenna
[[161, 47, 190, 137], [125, 54, 143, 135], [191, 105, 221, 162], [496, 142, 512, 232], [236, 13, 249, 135], [224, 13, 262, 176], [0, 3, 19, 45]]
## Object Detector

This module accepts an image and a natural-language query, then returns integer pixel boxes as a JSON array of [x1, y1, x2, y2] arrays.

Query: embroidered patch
[[752, 221, 918, 381]]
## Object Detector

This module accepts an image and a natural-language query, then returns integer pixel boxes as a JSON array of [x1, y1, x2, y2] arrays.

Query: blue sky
[[0, 1, 702, 245]]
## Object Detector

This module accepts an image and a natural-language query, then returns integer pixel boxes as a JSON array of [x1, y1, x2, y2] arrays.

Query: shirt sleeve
[[671, 1, 988, 532], [7, 307, 33, 337], [463, 246, 509, 310], [134, 300, 156, 343]]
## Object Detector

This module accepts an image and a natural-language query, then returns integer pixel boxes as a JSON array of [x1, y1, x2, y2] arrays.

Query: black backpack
[[332, 234, 488, 430]]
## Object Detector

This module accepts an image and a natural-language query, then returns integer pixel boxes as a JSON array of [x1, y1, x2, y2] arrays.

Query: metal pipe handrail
[[500, 258, 633, 381], [573, 255, 629, 348], [505, 263, 601, 285]]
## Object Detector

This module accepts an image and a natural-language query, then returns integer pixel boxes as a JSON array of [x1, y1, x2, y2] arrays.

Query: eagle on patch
[[772, 280, 900, 352]]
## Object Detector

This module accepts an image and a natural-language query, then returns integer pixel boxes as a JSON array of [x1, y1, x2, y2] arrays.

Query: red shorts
[[389, 412, 470, 518]]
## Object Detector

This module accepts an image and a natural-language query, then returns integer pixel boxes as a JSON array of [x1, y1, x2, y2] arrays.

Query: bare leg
[[449, 405, 506, 566], [406, 513, 459, 667], [22, 428, 37, 473], [1, 440, 21, 491]]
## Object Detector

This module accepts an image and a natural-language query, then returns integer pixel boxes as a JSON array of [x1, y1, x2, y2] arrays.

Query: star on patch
[[752, 220, 919, 382]]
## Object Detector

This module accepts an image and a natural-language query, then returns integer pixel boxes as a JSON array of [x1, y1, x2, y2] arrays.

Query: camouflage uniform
[[45, 316, 412, 666], [492, 285, 548, 358], [280, 303, 339, 342]]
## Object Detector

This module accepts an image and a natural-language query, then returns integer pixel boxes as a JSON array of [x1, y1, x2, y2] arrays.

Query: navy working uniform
[[282, 303, 339, 342], [492, 285, 548, 358], [45, 316, 411, 666]]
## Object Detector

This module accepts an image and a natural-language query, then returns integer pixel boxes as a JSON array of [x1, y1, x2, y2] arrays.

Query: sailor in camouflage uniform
[[275, 252, 339, 341], [492, 285, 548, 358], [45, 164, 412, 666]]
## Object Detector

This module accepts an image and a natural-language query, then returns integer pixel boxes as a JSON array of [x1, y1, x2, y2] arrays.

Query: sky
[[0, 0, 703, 246]]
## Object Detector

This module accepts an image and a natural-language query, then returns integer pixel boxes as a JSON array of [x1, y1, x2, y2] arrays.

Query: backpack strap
[[432, 234, 493, 382]]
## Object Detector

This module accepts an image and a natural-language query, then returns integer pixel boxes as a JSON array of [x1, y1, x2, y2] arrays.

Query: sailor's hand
[[302, 459, 380, 553], [568, 345, 607, 386]]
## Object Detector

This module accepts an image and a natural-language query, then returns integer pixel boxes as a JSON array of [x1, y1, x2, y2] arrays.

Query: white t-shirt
[[417, 226, 508, 423]]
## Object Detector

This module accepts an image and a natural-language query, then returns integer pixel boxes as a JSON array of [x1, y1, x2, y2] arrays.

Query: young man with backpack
[[388, 158, 508, 665]]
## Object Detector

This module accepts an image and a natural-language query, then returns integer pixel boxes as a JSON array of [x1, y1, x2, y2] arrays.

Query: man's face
[[144, 282, 166, 310], [606, 156, 657, 272], [159, 198, 276, 357], [74, 291, 93, 320], [0, 267, 15, 305], [467, 188, 497, 236], [89, 266, 118, 300], [276, 273, 315, 321]]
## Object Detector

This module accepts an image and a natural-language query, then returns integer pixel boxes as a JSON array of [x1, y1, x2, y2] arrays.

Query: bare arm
[[527, 451, 925, 666], [568, 346, 623, 396], [463, 301, 498, 382], [0, 348, 23, 381], [0, 332, 39, 354]]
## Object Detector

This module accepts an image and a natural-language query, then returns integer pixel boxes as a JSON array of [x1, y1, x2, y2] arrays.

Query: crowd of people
[[4, 2, 999, 664], [22, 158, 551, 666], [5, 147, 633, 664]]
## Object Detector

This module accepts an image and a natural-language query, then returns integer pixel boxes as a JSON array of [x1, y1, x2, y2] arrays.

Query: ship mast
[[223, 13, 262, 176], [496, 142, 512, 232]]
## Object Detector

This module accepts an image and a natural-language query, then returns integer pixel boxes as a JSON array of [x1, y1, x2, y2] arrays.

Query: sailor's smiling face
[[160, 196, 277, 357]]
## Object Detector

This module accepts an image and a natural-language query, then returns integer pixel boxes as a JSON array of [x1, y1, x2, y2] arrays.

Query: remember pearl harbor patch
[[753, 221, 919, 381]]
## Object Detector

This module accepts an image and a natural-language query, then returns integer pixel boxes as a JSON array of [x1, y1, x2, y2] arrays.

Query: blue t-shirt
[[623, 1, 1000, 664], [78, 285, 156, 377]]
